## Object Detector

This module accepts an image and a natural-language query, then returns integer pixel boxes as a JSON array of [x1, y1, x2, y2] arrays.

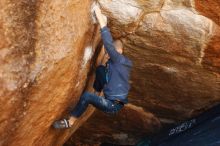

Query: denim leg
[[87, 93, 123, 114], [70, 92, 123, 118], [70, 92, 91, 117]]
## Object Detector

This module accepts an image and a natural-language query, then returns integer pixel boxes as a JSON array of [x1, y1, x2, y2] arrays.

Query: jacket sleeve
[[101, 26, 124, 63]]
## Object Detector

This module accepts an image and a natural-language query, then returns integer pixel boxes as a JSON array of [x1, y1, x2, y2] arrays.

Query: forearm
[[96, 14, 106, 28], [101, 27, 121, 62], [94, 6, 107, 28], [95, 6, 122, 62]]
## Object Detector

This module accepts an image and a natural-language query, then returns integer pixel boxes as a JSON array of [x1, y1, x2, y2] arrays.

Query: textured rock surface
[[195, 0, 220, 73], [99, 0, 220, 121], [66, 104, 161, 145], [0, 0, 100, 146], [69, 0, 220, 145], [195, 0, 220, 25], [1, 0, 220, 146]]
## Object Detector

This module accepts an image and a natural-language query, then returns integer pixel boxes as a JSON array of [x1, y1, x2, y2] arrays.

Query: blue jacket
[[101, 26, 132, 104]]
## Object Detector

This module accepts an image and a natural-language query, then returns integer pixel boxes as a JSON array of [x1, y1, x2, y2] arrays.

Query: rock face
[[66, 104, 161, 145], [1, 0, 220, 146], [68, 0, 220, 145], [0, 0, 100, 146]]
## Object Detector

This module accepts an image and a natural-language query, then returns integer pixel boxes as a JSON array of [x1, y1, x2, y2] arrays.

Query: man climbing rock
[[53, 6, 132, 129]]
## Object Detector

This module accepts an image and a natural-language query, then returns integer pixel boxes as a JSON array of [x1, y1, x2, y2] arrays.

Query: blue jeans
[[70, 92, 124, 118]]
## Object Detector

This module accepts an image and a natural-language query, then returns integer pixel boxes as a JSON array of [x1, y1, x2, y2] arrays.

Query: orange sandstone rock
[[1, 0, 220, 146], [69, 0, 220, 145], [0, 0, 99, 146]]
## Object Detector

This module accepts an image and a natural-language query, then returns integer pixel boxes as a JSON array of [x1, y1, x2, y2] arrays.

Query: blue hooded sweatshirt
[[101, 26, 132, 104]]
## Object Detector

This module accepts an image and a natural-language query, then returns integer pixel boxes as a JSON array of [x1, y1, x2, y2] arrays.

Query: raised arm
[[101, 27, 124, 62], [94, 6, 124, 63]]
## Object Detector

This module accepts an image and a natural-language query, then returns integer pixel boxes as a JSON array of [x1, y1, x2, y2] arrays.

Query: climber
[[53, 6, 132, 129]]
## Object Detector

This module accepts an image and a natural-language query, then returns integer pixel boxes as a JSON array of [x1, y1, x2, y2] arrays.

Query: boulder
[[0, 0, 99, 145], [69, 0, 220, 145], [1, 0, 220, 145]]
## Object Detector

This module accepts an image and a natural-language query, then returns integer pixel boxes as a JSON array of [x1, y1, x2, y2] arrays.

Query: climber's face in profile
[[114, 40, 123, 54], [102, 39, 123, 65]]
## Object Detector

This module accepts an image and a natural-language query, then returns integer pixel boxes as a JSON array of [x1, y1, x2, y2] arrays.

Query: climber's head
[[114, 40, 123, 54]]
